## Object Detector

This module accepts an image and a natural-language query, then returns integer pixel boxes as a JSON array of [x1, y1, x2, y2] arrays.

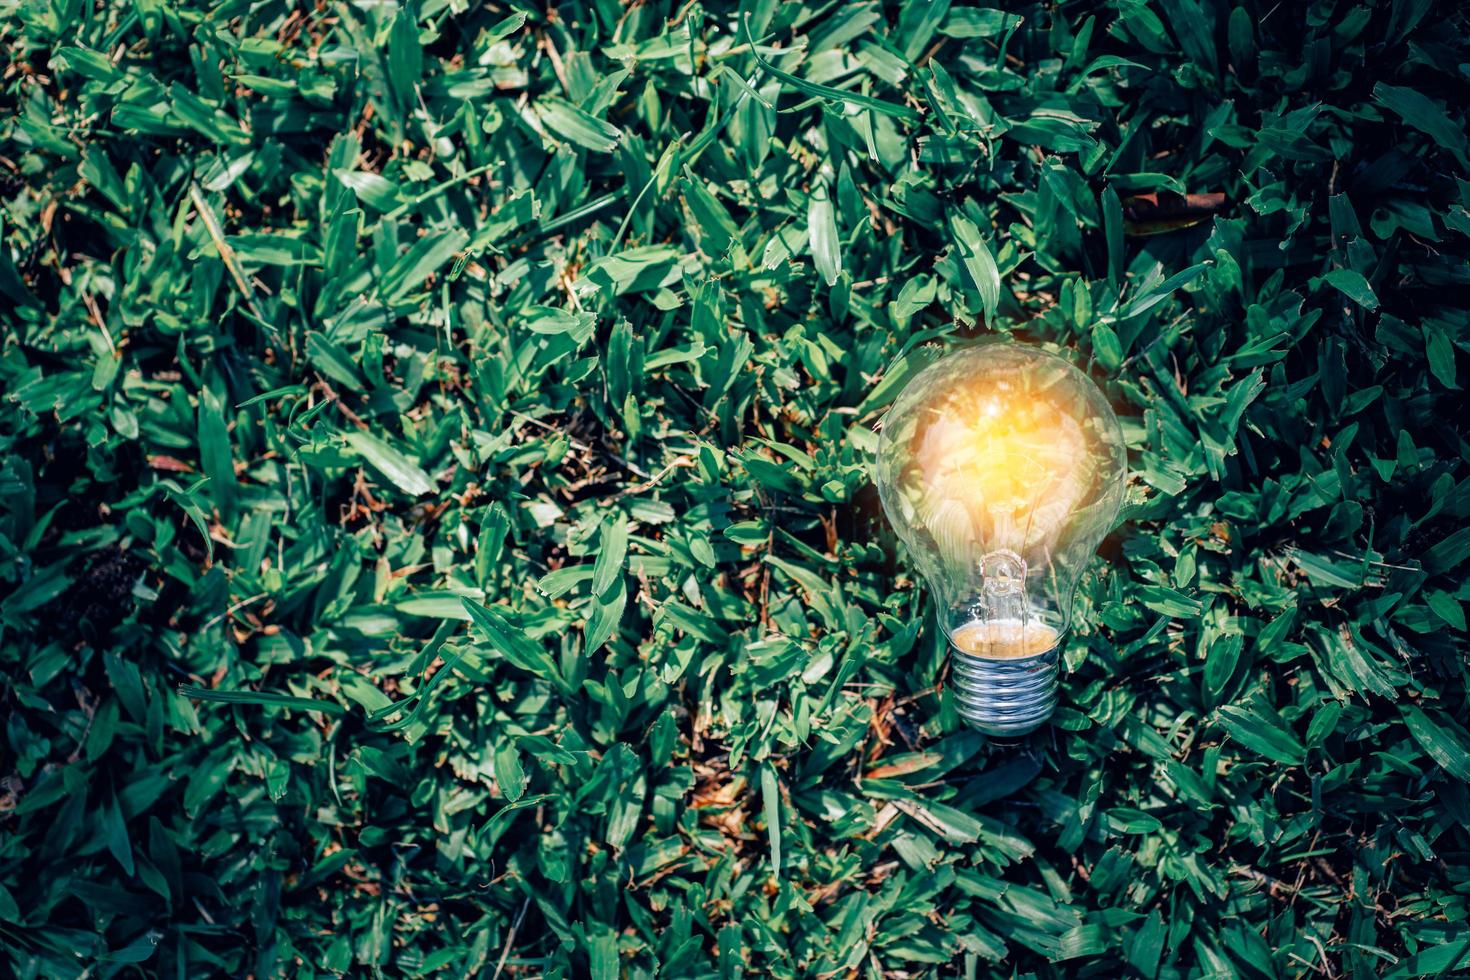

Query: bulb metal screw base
[[950, 646, 1058, 737]]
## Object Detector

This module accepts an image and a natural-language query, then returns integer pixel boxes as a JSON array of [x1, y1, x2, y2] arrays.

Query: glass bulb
[[876, 342, 1126, 736]]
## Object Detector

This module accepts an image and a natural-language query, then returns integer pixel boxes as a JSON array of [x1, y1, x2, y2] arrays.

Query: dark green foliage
[[2, 0, 1469, 976]]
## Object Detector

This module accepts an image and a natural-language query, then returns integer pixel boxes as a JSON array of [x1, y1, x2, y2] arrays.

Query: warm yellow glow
[[951, 620, 1060, 659], [910, 381, 1088, 559]]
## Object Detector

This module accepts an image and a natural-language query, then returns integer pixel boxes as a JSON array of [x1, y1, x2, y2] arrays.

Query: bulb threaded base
[[949, 646, 1059, 737]]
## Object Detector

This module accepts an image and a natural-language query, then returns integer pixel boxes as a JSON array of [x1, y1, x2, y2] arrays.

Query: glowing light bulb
[[876, 342, 1127, 736]]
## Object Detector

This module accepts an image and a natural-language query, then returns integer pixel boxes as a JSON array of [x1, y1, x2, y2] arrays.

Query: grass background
[[3, 0, 1470, 976]]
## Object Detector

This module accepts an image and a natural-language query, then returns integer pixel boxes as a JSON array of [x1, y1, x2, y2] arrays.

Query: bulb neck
[[948, 642, 1059, 737]]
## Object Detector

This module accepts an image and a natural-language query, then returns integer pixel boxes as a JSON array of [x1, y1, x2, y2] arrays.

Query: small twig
[[312, 379, 371, 431], [490, 896, 531, 980], [916, 36, 948, 69], [80, 289, 115, 355], [539, 29, 568, 94], [189, 182, 264, 323], [1306, 931, 1333, 976], [202, 592, 269, 631], [616, 456, 695, 498], [1231, 864, 1301, 899]]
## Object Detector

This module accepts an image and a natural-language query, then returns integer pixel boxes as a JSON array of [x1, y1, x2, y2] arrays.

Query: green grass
[[2, 0, 1469, 976]]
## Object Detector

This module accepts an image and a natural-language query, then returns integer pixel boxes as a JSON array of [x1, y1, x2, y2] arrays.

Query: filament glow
[[911, 383, 1089, 567]]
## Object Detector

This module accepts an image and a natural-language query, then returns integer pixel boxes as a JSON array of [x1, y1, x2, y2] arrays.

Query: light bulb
[[876, 342, 1126, 736]]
